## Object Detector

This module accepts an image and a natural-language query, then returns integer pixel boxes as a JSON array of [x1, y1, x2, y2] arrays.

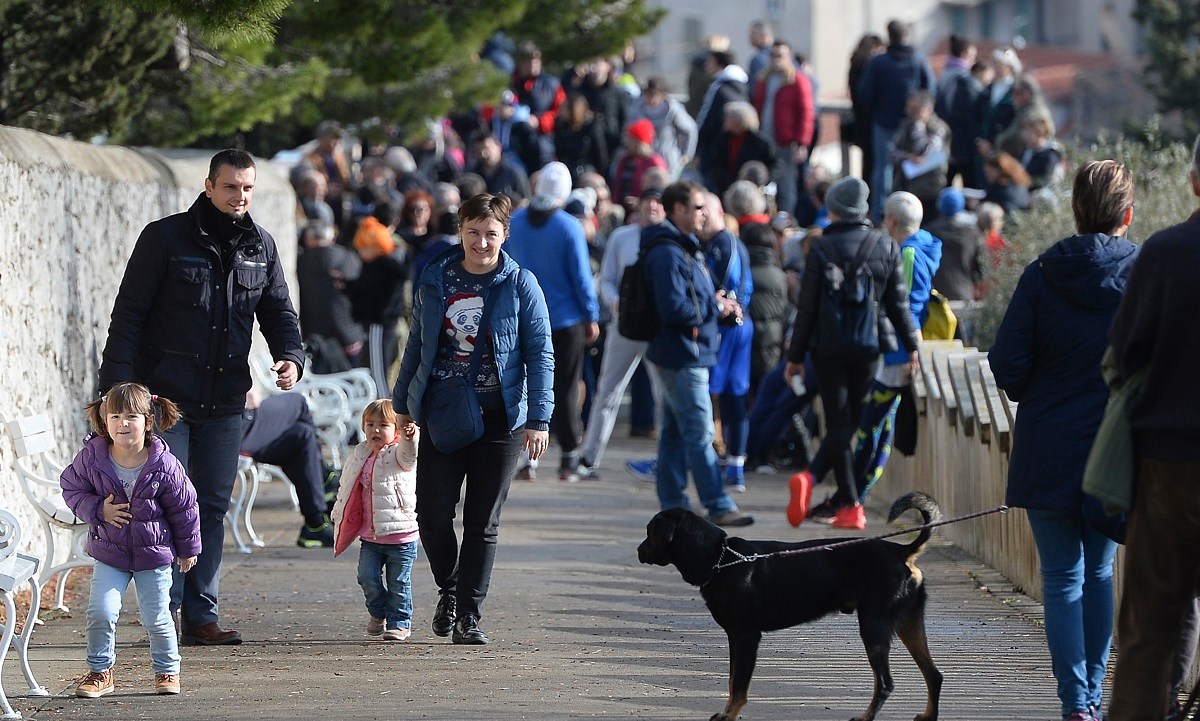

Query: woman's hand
[[178, 556, 197, 573], [397, 414, 418, 439], [102, 494, 131, 527], [523, 429, 549, 462]]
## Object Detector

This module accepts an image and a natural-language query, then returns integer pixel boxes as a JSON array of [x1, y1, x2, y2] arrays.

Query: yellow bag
[[922, 290, 958, 340]]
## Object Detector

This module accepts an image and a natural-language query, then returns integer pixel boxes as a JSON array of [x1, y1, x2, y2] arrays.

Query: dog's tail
[[887, 492, 943, 554]]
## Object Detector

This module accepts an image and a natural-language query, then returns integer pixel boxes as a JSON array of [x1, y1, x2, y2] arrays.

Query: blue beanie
[[937, 187, 965, 216]]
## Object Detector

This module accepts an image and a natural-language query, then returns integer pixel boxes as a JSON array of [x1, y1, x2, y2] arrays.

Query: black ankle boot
[[432, 592, 456, 637], [451, 614, 488, 645]]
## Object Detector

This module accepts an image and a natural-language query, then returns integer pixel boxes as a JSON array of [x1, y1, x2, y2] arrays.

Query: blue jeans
[[869, 123, 896, 221], [357, 540, 418, 630], [87, 562, 179, 674], [1027, 509, 1118, 717], [653, 365, 737, 517], [159, 412, 244, 629]]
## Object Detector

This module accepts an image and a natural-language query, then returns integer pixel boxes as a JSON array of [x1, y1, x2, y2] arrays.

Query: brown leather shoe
[[180, 621, 242, 646]]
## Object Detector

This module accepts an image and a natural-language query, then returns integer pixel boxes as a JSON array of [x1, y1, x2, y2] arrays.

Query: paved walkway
[[19, 435, 1068, 720]]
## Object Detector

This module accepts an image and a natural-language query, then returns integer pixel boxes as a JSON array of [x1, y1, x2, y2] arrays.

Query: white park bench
[[0, 412, 93, 613], [0, 509, 50, 718]]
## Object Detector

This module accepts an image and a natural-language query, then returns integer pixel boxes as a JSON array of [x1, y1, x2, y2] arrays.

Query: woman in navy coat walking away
[[989, 160, 1139, 721]]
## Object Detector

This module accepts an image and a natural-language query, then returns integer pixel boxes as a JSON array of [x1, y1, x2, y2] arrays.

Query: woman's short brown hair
[[361, 399, 398, 430], [1072, 160, 1134, 234], [457, 193, 513, 232]]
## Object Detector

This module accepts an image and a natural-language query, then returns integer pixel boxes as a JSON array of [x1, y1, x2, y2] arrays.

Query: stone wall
[[0, 125, 297, 562]]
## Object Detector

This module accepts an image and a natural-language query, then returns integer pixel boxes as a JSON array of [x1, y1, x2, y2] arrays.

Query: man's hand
[[178, 556, 197, 573], [397, 413, 418, 439], [784, 361, 806, 384], [585, 322, 601, 344], [102, 494, 132, 527], [524, 429, 549, 461], [792, 145, 809, 164], [908, 350, 921, 379], [272, 359, 299, 391], [245, 389, 262, 410], [715, 290, 739, 318]]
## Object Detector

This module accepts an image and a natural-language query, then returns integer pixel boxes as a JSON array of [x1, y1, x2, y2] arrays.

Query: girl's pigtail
[[151, 395, 181, 433], [84, 396, 107, 437]]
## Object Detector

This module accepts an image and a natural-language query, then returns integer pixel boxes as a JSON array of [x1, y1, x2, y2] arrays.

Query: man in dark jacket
[[695, 50, 749, 194], [298, 219, 363, 366], [641, 180, 753, 527], [783, 177, 919, 530], [858, 19, 937, 220], [1107, 142, 1200, 721], [99, 149, 305, 646], [935, 34, 982, 187], [469, 134, 531, 204]]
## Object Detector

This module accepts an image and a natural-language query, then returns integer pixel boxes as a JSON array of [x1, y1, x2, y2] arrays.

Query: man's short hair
[[1072, 160, 1134, 234], [302, 220, 335, 244], [208, 149, 255, 182], [708, 50, 735, 68], [373, 202, 398, 228], [949, 34, 973, 58], [886, 19, 910, 45], [662, 180, 704, 216], [724, 180, 767, 218]]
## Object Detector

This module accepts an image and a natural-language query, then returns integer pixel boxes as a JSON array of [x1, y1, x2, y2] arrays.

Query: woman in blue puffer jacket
[[989, 160, 1139, 721], [393, 193, 553, 646]]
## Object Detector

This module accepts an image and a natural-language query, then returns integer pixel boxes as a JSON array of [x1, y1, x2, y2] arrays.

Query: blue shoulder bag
[[423, 292, 496, 453]]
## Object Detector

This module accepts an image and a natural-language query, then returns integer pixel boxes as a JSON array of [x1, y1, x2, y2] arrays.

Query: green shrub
[[974, 134, 1195, 350]]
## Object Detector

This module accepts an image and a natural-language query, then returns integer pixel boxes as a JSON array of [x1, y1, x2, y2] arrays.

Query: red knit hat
[[627, 118, 655, 145]]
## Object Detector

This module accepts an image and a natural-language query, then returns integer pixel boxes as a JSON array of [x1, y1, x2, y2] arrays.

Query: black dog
[[637, 493, 944, 721]]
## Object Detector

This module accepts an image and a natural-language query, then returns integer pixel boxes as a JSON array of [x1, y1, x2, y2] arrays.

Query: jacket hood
[[715, 65, 749, 85], [1039, 233, 1139, 310], [903, 229, 942, 267], [640, 220, 700, 253]]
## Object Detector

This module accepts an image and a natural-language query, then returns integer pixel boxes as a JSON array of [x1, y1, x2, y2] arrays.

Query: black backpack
[[815, 230, 884, 360], [617, 237, 688, 342]]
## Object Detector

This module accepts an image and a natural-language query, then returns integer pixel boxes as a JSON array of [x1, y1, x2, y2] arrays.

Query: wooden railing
[[863, 340, 1123, 600]]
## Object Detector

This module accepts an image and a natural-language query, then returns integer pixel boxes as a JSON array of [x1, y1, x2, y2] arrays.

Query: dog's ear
[[647, 512, 678, 546]]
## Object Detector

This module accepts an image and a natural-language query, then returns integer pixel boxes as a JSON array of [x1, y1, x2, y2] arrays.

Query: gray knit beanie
[[825, 176, 870, 220]]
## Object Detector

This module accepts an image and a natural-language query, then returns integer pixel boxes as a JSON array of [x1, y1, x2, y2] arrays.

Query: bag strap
[[466, 290, 498, 380], [846, 229, 883, 278]]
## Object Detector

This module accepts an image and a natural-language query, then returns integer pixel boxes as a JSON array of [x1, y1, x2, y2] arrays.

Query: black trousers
[[551, 322, 587, 457], [811, 355, 879, 509], [240, 394, 327, 527], [415, 410, 523, 619]]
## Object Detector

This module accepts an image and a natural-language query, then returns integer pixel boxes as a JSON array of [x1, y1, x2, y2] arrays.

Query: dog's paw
[[914, 715, 937, 721], [709, 714, 735, 721]]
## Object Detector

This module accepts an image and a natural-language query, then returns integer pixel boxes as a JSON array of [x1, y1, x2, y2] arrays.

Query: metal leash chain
[[707, 504, 1010, 578]]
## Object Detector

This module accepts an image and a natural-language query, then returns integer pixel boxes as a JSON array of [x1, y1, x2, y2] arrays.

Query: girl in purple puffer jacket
[[59, 382, 201, 699]]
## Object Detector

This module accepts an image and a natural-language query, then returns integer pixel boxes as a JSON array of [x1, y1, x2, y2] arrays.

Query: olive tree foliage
[[1133, 0, 1200, 137]]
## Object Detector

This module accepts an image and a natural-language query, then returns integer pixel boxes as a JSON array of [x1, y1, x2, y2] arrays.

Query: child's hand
[[397, 414, 418, 439], [178, 556, 197, 573], [102, 494, 132, 527]]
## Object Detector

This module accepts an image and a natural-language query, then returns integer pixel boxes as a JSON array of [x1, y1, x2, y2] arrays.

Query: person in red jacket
[[609, 119, 668, 213], [752, 40, 814, 217]]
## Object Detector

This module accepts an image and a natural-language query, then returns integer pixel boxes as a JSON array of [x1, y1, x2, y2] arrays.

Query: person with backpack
[[799, 191, 941, 525], [782, 176, 920, 530], [635, 180, 753, 527]]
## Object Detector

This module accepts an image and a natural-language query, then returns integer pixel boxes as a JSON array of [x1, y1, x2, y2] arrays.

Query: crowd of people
[[60, 16, 1200, 721]]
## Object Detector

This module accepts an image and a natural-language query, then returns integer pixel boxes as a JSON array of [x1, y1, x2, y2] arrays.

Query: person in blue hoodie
[[505, 162, 600, 480], [989, 160, 1138, 721], [641, 180, 753, 527]]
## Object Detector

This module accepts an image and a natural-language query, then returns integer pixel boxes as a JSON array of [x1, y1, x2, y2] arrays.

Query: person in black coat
[[553, 93, 610, 184], [695, 50, 749, 192], [99, 149, 304, 646], [297, 219, 363, 365], [989, 160, 1138, 721], [711, 101, 776, 197], [784, 177, 919, 530]]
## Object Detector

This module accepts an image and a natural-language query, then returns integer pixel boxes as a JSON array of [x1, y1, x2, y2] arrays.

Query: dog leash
[[699, 505, 1009, 588]]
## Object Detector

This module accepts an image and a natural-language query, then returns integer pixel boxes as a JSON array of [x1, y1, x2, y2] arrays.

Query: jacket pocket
[[233, 262, 268, 312], [168, 258, 211, 309]]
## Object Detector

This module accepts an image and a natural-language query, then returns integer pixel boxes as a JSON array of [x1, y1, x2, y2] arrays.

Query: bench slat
[[966, 357, 992, 444], [11, 428, 55, 458], [7, 414, 52, 438], [948, 351, 980, 436]]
